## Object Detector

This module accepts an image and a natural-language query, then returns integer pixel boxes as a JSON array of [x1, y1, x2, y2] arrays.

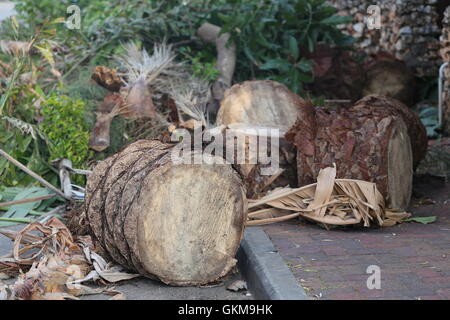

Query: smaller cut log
[[216, 80, 305, 197], [217, 80, 304, 131]]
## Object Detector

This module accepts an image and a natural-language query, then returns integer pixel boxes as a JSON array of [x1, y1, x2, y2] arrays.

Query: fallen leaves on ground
[[247, 165, 411, 228], [404, 216, 437, 224], [0, 216, 138, 300]]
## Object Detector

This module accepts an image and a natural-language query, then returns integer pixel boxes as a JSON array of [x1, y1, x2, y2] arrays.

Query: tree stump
[[85, 140, 247, 286]]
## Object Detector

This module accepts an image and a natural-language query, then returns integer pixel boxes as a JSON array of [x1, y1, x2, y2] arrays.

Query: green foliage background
[[0, 0, 353, 187], [7, 0, 352, 92]]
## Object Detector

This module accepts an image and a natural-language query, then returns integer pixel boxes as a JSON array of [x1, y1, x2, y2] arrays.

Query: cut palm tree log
[[362, 53, 416, 107], [216, 80, 307, 197], [286, 102, 414, 210], [85, 140, 247, 286]]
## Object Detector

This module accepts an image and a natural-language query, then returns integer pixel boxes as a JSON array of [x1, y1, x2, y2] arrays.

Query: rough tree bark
[[305, 45, 365, 103], [285, 95, 426, 210], [85, 140, 247, 286], [350, 95, 427, 170]]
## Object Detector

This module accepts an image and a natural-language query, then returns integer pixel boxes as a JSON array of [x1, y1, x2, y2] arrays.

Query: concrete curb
[[237, 226, 308, 300]]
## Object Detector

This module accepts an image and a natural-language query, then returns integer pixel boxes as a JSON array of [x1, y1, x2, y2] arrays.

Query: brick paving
[[263, 177, 450, 300]]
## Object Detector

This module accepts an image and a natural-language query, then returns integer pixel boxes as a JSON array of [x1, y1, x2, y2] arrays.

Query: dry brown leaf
[[0, 217, 138, 300], [226, 280, 247, 292], [92, 66, 123, 92], [0, 40, 33, 55], [307, 165, 336, 217]]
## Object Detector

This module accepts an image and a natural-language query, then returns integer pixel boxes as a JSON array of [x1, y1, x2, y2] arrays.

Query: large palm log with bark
[[84, 140, 247, 286], [286, 95, 427, 210]]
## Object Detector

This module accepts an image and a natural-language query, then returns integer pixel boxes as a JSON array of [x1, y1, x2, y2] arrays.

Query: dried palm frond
[[116, 42, 176, 86], [247, 165, 411, 228], [0, 217, 137, 300], [0, 40, 32, 56], [169, 78, 211, 127]]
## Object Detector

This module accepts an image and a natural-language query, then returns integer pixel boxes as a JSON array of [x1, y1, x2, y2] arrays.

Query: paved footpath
[[264, 177, 450, 300]]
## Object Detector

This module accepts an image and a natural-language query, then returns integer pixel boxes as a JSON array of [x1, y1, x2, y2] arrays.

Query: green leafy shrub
[[217, 0, 353, 93], [39, 94, 93, 177], [8, 0, 353, 95], [1, 0, 355, 187], [178, 46, 220, 82]]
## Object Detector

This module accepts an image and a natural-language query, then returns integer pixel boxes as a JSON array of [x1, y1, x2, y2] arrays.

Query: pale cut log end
[[217, 80, 304, 131], [135, 158, 247, 285], [387, 119, 413, 210], [86, 141, 247, 286]]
